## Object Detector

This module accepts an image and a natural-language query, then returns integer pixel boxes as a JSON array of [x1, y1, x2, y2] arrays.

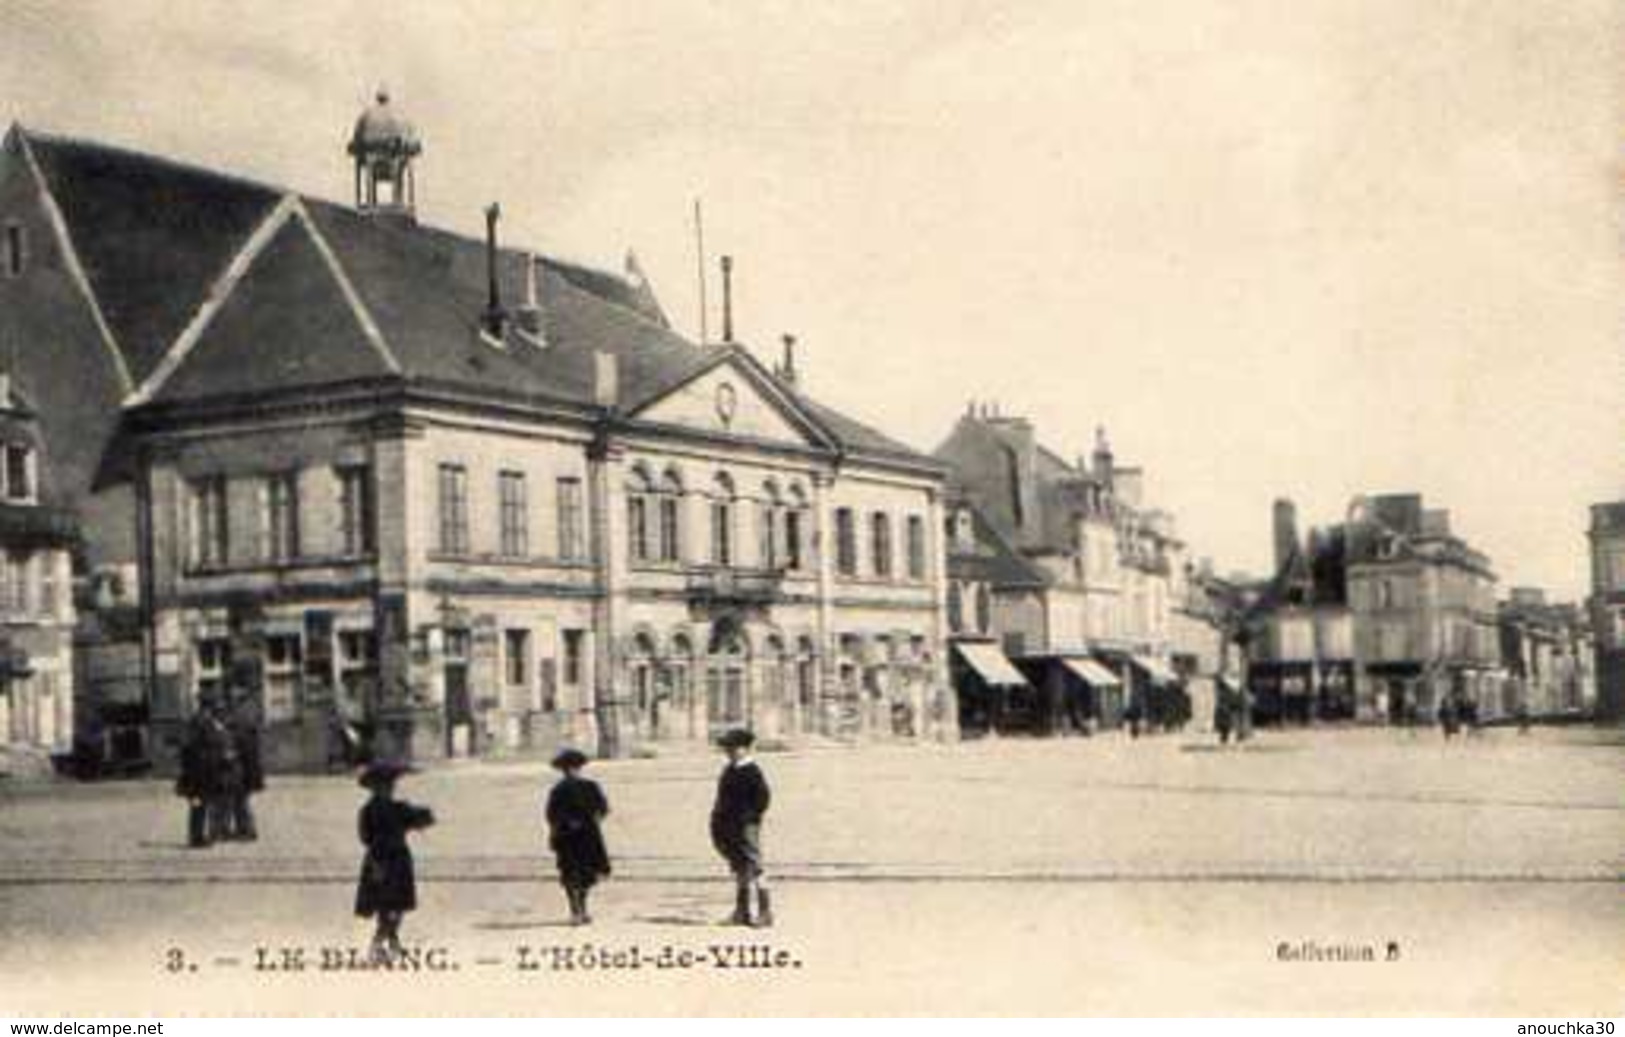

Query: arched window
[[628, 632, 657, 712], [947, 582, 965, 633], [761, 633, 787, 711], [975, 583, 992, 634], [667, 632, 696, 738], [795, 635, 818, 712], [658, 469, 683, 562], [626, 467, 655, 564], [707, 620, 748, 730], [759, 480, 783, 570], [785, 483, 809, 571], [710, 473, 735, 567]]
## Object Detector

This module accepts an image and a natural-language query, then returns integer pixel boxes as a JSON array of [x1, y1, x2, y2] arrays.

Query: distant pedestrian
[[544, 748, 611, 925], [1214, 685, 1235, 746], [354, 760, 435, 964], [710, 728, 773, 928], [225, 683, 264, 841], [1515, 700, 1531, 735], [1437, 696, 1460, 739]]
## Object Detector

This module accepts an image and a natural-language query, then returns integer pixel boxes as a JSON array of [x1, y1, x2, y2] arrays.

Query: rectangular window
[[3, 550, 28, 614], [196, 638, 232, 702], [265, 471, 300, 562], [556, 477, 584, 560], [871, 512, 892, 578], [263, 634, 302, 723], [504, 629, 530, 686], [3, 223, 23, 278], [562, 629, 585, 685], [38, 553, 56, 617], [906, 514, 926, 580], [628, 494, 650, 563], [437, 464, 469, 554], [499, 470, 528, 557], [3, 445, 31, 502], [191, 476, 229, 568], [835, 508, 857, 576], [337, 465, 375, 556]]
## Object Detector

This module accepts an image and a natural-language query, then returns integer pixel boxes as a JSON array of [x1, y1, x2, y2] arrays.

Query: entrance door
[[444, 630, 473, 756]]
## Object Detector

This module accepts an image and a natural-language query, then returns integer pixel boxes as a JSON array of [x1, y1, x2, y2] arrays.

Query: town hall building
[[0, 91, 954, 770]]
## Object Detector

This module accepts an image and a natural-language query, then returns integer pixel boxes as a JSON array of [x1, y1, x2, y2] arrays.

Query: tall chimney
[[720, 255, 734, 344], [1272, 498, 1300, 575], [779, 333, 798, 386], [593, 351, 619, 409], [516, 252, 544, 339], [483, 203, 506, 337]]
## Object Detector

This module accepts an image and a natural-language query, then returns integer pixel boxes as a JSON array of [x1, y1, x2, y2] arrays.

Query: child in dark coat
[[711, 728, 773, 927], [354, 760, 435, 963], [544, 748, 611, 925]]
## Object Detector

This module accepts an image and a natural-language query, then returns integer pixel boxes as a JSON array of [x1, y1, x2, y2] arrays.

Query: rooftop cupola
[[348, 84, 422, 218]]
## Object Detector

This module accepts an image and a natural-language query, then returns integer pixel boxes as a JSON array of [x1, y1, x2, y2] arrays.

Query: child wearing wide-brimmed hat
[[544, 747, 611, 925], [710, 727, 773, 927], [354, 760, 435, 963]]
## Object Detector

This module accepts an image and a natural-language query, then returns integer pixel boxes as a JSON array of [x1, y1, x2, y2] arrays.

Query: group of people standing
[[350, 726, 774, 963], [174, 681, 265, 847]]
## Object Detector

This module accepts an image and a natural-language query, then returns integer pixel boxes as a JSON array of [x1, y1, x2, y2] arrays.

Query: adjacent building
[[0, 375, 77, 755], [0, 96, 956, 770], [936, 408, 1221, 734], [1497, 588, 1595, 720], [1586, 502, 1625, 724], [1247, 493, 1499, 724]]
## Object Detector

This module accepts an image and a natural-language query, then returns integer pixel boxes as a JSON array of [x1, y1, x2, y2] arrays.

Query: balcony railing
[[0, 503, 78, 547], [685, 567, 785, 606]]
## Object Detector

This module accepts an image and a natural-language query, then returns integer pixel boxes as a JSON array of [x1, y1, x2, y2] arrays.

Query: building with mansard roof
[[0, 94, 954, 769]]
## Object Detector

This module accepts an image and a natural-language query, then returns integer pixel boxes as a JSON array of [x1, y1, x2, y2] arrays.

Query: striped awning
[[1060, 657, 1121, 688], [1129, 654, 1180, 685], [954, 642, 1027, 687]]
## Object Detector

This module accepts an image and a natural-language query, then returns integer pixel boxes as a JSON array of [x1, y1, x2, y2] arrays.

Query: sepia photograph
[[0, 0, 1621, 1019]]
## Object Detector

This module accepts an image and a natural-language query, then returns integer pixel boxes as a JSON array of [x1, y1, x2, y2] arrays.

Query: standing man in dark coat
[[354, 760, 435, 964], [710, 727, 772, 927], [175, 698, 226, 848], [544, 748, 611, 925], [225, 678, 264, 841]]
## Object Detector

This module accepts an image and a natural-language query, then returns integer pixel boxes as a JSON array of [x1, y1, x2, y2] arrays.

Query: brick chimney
[[777, 333, 798, 386], [482, 203, 506, 338], [1273, 498, 1299, 575], [593, 351, 619, 409], [516, 252, 544, 341]]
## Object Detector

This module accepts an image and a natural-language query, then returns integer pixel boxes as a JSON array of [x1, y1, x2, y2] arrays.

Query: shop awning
[[954, 642, 1028, 687], [1129, 654, 1180, 685], [1060, 657, 1122, 688]]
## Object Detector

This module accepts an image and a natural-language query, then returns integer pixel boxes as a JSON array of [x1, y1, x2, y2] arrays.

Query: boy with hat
[[354, 760, 435, 963], [544, 747, 612, 925], [710, 727, 773, 927]]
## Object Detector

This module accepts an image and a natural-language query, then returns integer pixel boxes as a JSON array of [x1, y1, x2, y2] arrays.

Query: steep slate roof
[[158, 217, 395, 401], [15, 126, 934, 469], [947, 496, 1047, 588], [22, 129, 282, 384]]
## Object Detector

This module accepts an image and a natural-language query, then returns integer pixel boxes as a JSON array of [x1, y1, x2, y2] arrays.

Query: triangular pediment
[[632, 354, 829, 448]]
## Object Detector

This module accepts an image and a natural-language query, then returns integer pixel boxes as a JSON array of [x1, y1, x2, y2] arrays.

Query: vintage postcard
[[0, 0, 1621, 1018]]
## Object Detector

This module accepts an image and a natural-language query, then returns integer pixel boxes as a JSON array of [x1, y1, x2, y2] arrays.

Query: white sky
[[3, 0, 1620, 597]]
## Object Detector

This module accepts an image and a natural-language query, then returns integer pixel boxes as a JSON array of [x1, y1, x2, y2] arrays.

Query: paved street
[[2, 727, 1622, 1015]]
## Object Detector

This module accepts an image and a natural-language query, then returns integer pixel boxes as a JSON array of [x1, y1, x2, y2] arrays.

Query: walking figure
[[353, 760, 435, 964], [710, 728, 773, 928], [544, 748, 611, 925]]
